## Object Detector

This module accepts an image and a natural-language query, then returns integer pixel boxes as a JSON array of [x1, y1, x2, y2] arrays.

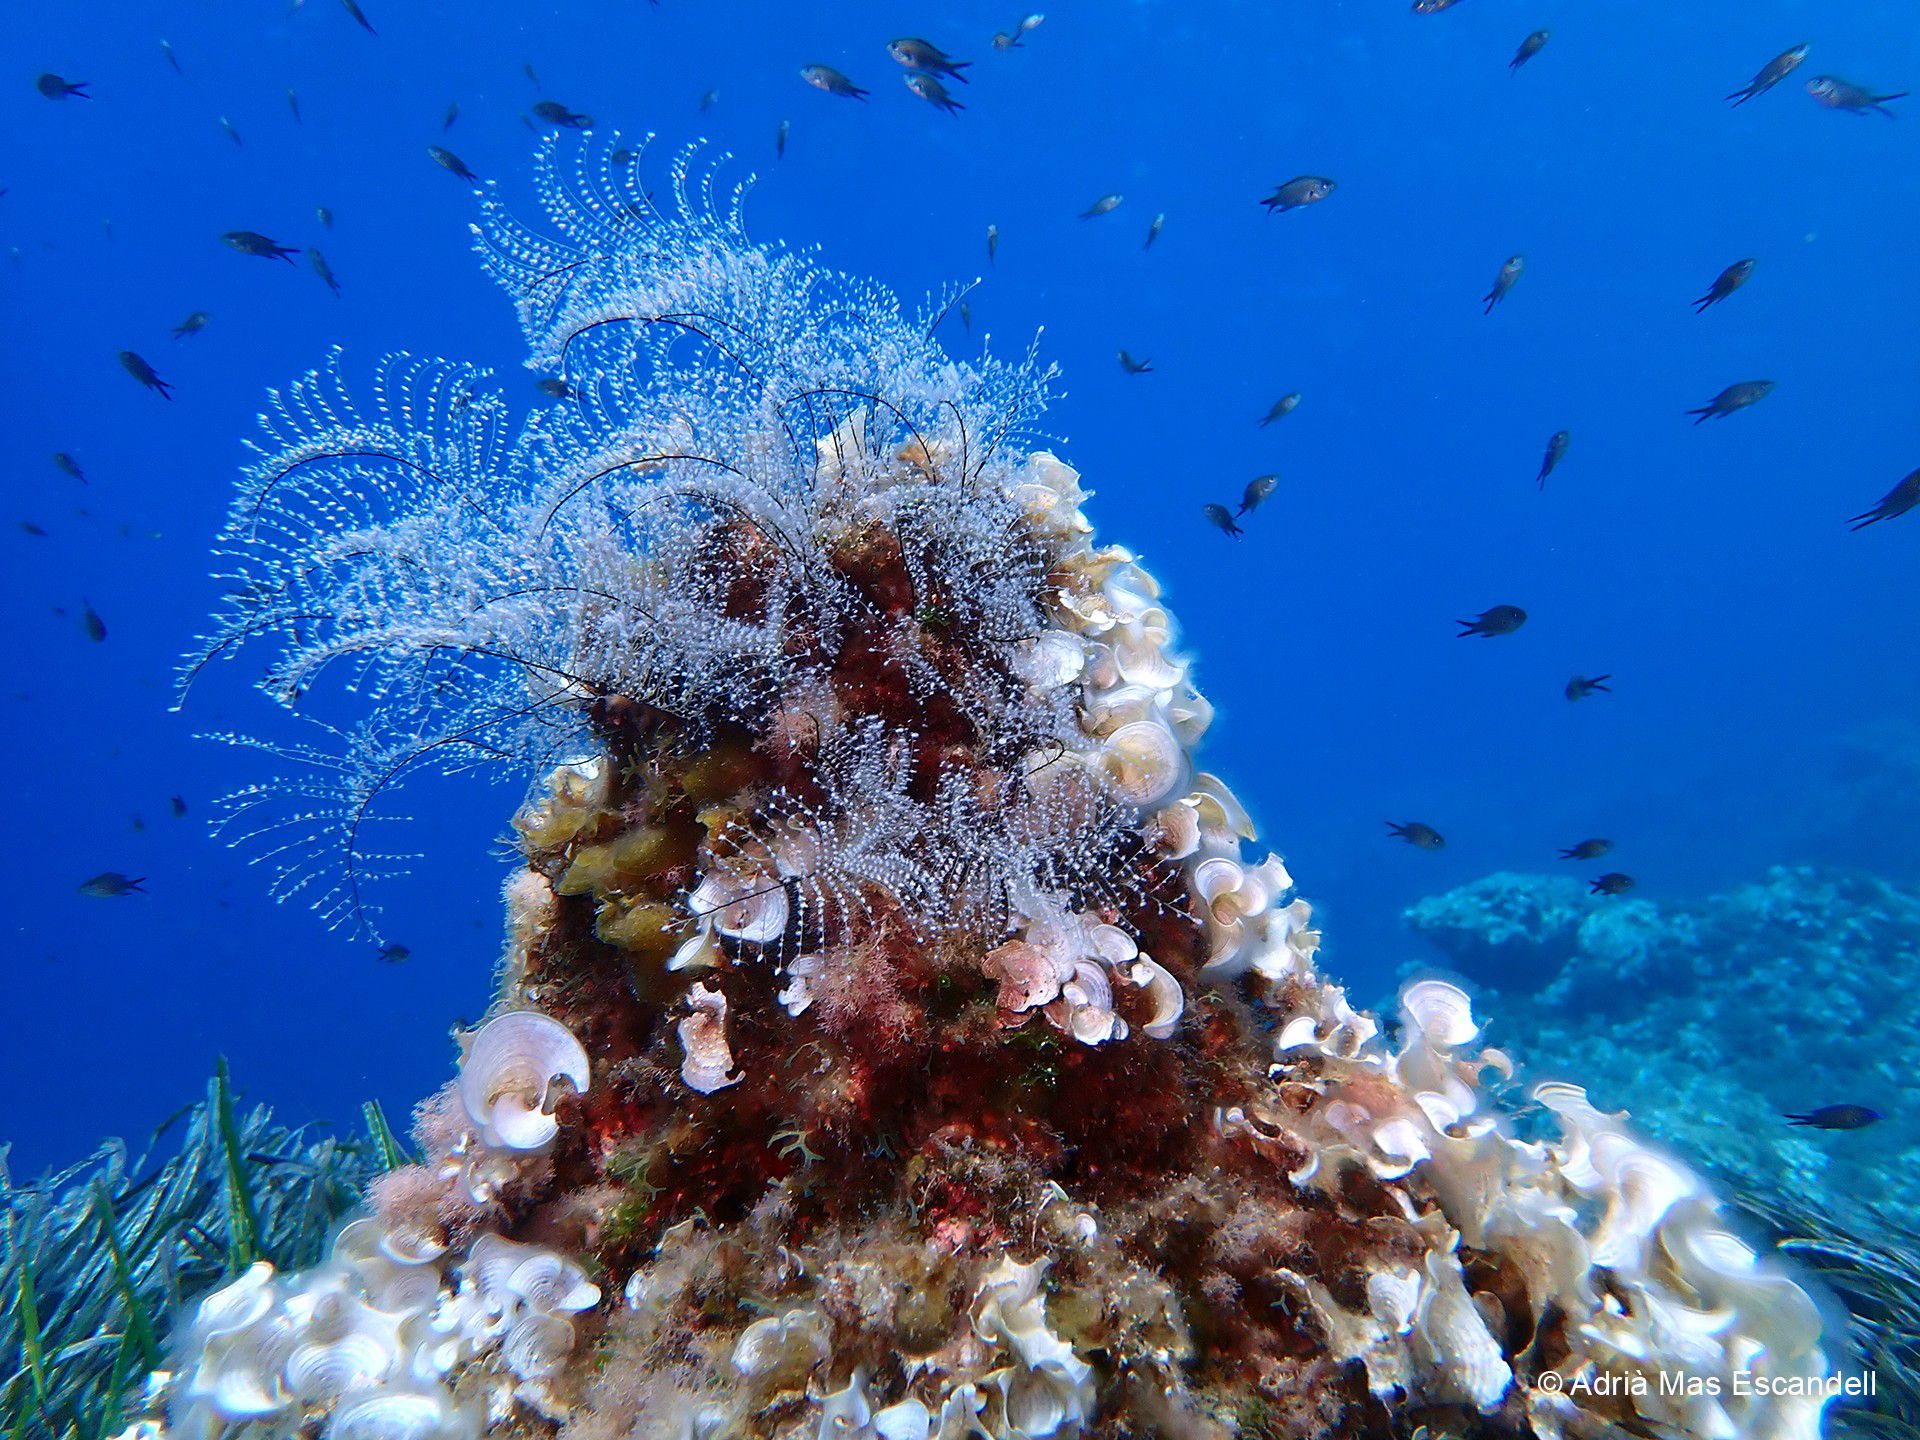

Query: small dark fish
[[428, 145, 480, 183], [309, 247, 341, 295], [611, 148, 636, 167], [1387, 821, 1445, 850], [1589, 872, 1635, 896], [1457, 605, 1527, 638], [1412, 0, 1465, 11], [287, 88, 301, 124], [379, 943, 412, 963], [170, 795, 188, 818], [1203, 504, 1244, 538], [443, 101, 459, 131], [1144, 212, 1165, 249], [20, 521, 48, 538], [1483, 254, 1524, 313], [699, 88, 719, 112], [120, 351, 173, 399], [1262, 176, 1336, 213], [53, 452, 85, 482], [1805, 75, 1906, 118], [317, 206, 334, 229], [888, 38, 971, 83], [131, 816, 146, 834], [1565, 674, 1612, 701], [1848, 468, 1920, 531], [1237, 474, 1278, 516], [1687, 380, 1774, 424], [905, 72, 964, 114], [993, 15, 1045, 50], [1260, 393, 1301, 426], [536, 377, 573, 400], [986, 224, 999, 263], [339, 0, 377, 35], [524, 63, 541, 86], [777, 119, 790, 158], [1536, 430, 1570, 489], [960, 300, 972, 336], [161, 39, 182, 73], [1693, 258, 1754, 312], [1787, 1105, 1882, 1131], [1118, 349, 1153, 375], [1511, 30, 1549, 72], [1558, 838, 1612, 861], [531, 100, 593, 128], [79, 872, 145, 897], [172, 310, 210, 339], [1728, 44, 1809, 105], [220, 116, 242, 146], [800, 65, 868, 101], [1081, 193, 1123, 220], [82, 599, 107, 641], [224, 230, 300, 263], [36, 74, 90, 100]]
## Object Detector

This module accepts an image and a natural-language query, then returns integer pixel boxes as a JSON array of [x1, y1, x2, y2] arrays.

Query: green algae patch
[[558, 825, 699, 900]]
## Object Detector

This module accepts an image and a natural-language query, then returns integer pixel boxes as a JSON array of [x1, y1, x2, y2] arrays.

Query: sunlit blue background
[[2, 0, 1915, 1175]]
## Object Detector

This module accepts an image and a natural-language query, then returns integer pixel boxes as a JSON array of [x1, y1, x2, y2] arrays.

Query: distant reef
[[1405, 865, 1920, 1242]]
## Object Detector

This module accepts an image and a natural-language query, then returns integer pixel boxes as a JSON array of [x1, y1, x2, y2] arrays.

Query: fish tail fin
[[1557, 848, 1575, 859], [129, 877, 147, 892], [1848, 509, 1884, 530], [1785, 1113, 1813, 1126], [1589, 676, 1612, 692], [1875, 92, 1907, 115], [1726, 89, 1751, 106], [950, 60, 973, 81], [1691, 293, 1713, 312], [1686, 406, 1712, 423]]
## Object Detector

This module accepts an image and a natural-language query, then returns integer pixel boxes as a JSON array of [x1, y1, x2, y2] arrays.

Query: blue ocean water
[[1, 0, 1915, 1180]]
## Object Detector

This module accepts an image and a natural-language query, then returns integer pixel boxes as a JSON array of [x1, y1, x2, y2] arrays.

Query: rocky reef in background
[[1404, 866, 1920, 1245]]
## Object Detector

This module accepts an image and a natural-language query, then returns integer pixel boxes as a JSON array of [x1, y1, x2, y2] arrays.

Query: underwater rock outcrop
[[146, 138, 1836, 1440]]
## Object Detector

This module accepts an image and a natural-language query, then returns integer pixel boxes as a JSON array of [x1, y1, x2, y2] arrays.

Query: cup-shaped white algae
[[1100, 719, 1186, 806], [465, 1233, 599, 1316], [1014, 630, 1087, 692], [1127, 955, 1184, 1039], [678, 981, 741, 1093], [285, 1323, 399, 1404], [688, 869, 790, 944], [458, 1011, 590, 1151], [193, 1261, 280, 1340], [327, 1388, 475, 1440], [1400, 980, 1480, 1050], [502, 1311, 577, 1382], [730, 1307, 831, 1388]]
